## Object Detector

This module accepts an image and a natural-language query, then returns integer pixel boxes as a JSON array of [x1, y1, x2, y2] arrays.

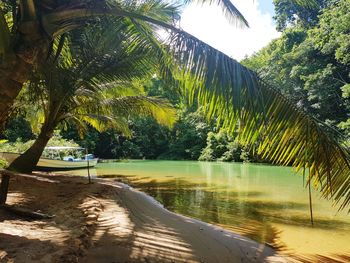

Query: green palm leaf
[[187, 0, 248, 26], [24, 17, 177, 139], [103, 95, 177, 128], [41, 0, 248, 37], [79, 114, 132, 137]]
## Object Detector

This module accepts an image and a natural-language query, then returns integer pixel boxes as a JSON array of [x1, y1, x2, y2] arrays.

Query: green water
[[67, 160, 350, 256]]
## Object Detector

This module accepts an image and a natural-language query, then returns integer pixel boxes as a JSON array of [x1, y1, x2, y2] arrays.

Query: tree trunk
[[0, 21, 50, 128], [8, 127, 54, 173], [0, 55, 33, 128]]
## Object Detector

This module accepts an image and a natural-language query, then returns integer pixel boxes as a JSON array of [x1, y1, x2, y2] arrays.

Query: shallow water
[[64, 160, 350, 258]]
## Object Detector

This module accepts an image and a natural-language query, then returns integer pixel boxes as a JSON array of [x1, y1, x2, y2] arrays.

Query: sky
[[180, 0, 280, 61]]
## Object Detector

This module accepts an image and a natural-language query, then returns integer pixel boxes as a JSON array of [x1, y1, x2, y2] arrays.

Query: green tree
[[273, 0, 330, 31], [244, 0, 350, 126], [199, 129, 246, 162], [1, 116, 33, 142], [128, 118, 171, 159], [162, 110, 210, 160]]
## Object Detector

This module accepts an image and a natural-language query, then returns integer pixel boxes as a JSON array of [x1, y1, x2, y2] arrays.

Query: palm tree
[[6, 22, 176, 174], [0, 0, 246, 126], [1, 0, 349, 211]]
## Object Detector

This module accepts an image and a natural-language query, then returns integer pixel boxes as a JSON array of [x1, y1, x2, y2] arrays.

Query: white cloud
[[180, 0, 280, 61]]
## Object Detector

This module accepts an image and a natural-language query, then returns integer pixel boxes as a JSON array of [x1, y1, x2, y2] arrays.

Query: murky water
[[64, 160, 350, 258]]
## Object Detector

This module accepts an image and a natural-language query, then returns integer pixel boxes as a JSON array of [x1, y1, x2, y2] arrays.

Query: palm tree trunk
[[0, 20, 50, 128], [8, 127, 54, 173], [0, 55, 33, 128]]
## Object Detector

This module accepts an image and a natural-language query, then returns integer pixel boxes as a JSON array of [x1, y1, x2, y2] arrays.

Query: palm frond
[[61, 114, 88, 138], [103, 95, 177, 128], [165, 31, 350, 211], [119, 0, 179, 24], [80, 114, 132, 137], [41, 0, 247, 39], [186, 0, 248, 27], [255, 85, 350, 211], [52, 34, 73, 67], [65, 20, 157, 92], [97, 81, 145, 97]]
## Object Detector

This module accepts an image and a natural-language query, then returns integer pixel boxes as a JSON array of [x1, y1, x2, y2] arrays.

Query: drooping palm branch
[[165, 32, 350, 211], [66, 95, 176, 138], [187, 0, 248, 26]]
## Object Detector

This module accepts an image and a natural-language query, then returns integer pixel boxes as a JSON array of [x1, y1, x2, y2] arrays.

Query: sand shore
[[0, 173, 289, 262]]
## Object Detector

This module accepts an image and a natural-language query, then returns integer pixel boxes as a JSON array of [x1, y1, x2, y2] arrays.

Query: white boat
[[0, 146, 98, 171]]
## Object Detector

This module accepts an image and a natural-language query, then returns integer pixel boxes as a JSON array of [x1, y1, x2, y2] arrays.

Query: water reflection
[[110, 176, 350, 245]]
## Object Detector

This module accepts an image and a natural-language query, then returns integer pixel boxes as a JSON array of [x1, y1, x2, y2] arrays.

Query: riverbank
[[0, 172, 289, 262]]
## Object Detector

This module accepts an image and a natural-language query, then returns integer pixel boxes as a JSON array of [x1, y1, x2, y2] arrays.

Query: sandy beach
[[0, 173, 289, 262]]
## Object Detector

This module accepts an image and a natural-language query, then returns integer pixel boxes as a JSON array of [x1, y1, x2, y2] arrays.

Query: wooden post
[[308, 180, 314, 226], [86, 148, 91, 184], [0, 170, 11, 204]]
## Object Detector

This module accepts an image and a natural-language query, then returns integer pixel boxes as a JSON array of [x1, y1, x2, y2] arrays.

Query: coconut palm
[[0, 0, 246, 125], [7, 22, 176, 174], [1, 0, 350, 212]]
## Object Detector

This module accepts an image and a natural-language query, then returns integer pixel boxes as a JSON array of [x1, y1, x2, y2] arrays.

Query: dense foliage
[[243, 0, 350, 136], [273, 0, 330, 31], [2, 117, 33, 142]]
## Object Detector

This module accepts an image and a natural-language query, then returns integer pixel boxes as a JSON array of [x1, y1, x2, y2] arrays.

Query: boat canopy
[[45, 146, 85, 150]]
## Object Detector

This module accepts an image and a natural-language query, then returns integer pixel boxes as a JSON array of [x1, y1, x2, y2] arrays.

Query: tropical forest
[[0, 0, 349, 262]]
